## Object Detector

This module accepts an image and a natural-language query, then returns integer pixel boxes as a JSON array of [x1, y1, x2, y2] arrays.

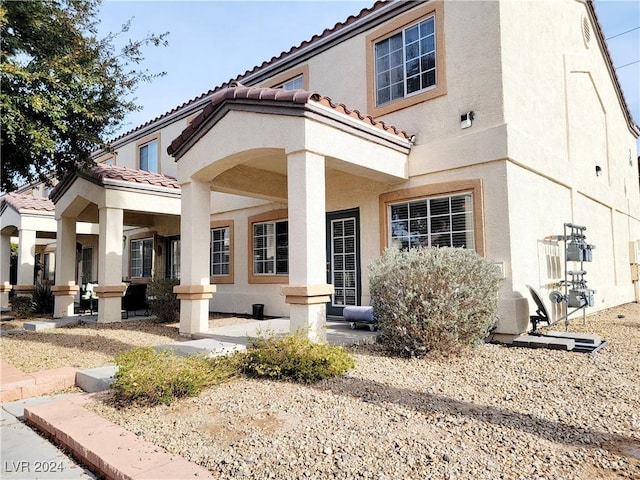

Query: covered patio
[[49, 165, 181, 322], [168, 83, 412, 340], [0, 193, 97, 309]]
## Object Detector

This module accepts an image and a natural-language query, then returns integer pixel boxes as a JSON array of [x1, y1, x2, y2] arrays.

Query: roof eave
[[586, 1, 639, 137]]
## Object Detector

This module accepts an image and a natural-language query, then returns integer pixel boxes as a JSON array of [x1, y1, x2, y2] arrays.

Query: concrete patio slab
[[23, 321, 56, 331], [75, 366, 118, 393]]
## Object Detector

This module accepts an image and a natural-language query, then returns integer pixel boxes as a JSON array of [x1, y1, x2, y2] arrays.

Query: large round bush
[[369, 247, 500, 357]]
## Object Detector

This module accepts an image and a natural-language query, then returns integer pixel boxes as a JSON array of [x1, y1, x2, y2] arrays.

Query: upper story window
[[281, 75, 304, 90], [138, 137, 159, 173], [366, 2, 445, 116], [375, 16, 436, 106], [264, 65, 308, 92]]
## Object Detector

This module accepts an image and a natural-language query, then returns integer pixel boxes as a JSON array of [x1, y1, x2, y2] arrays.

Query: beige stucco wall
[[99, 0, 639, 334], [499, 0, 640, 328], [109, 116, 188, 178]]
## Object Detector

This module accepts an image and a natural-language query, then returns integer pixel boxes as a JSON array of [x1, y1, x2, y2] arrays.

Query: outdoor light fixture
[[460, 111, 474, 129], [595, 165, 602, 176]]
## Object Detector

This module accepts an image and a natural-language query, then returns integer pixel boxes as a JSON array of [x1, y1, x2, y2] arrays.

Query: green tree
[[0, 0, 168, 192]]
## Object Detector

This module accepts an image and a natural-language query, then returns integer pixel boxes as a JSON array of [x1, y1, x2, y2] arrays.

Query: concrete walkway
[[192, 317, 377, 347], [2, 394, 96, 479], [0, 315, 374, 479]]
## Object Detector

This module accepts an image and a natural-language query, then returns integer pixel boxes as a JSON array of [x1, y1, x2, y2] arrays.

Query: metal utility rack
[[519, 222, 605, 353], [554, 223, 596, 328]]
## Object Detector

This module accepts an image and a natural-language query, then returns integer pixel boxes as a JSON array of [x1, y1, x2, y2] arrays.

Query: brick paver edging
[[24, 393, 214, 479], [0, 361, 77, 402]]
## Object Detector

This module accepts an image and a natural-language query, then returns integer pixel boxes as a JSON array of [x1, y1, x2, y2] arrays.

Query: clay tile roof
[[1, 192, 55, 214], [89, 164, 181, 189], [49, 164, 180, 201], [168, 83, 410, 156], [312, 96, 411, 139]]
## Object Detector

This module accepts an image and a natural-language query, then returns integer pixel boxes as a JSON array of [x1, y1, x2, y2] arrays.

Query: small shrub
[[10, 296, 33, 318], [369, 246, 500, 357], [241, 333, 356, 383], [112, 347, 236, 406], [32, 283, 54, 314], [111, 336, 356, 406], [146, 277, 180, 323]]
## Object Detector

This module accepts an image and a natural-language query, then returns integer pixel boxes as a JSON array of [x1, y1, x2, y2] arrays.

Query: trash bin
[[252, 303, 264, 320]]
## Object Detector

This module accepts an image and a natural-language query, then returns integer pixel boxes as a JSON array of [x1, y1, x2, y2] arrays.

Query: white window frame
[[131, 238, 154, 278], [280, 75, 304, 91], [252, 220, 288, 275], [139, 139, 158, 173], [374, 14, 436, 106], [167, 237, 180, 279], [210, 227, 230, 276], [388, 192, 474, 250]]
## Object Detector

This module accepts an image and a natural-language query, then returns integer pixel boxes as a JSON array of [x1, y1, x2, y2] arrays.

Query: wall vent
[[582, 15, 591, 48]]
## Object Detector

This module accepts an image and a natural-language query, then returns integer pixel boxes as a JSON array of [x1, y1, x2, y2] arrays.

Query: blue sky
[[97, 0, 640, 142]]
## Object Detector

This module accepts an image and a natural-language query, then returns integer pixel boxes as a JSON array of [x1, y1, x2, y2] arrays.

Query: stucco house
[[2, 0, 638, 341]]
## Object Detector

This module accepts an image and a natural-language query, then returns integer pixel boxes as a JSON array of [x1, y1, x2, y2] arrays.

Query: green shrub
[[10, 295, 33, 318], [241, 333, 356, 383], [112, 335, 355, 406], [32, 283, 54, 314], [112, 347, 236, 406], [369, 246, 500, 357], [146, 277, 180, 323]]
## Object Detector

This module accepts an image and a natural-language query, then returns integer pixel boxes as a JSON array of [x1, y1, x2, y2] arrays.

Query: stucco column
[[175, 180, 215, 335], [14, 228, 36, 296], [0, 234, 12, 309], [94, 207, 126, 323], [52, 217, 79, 317], [281, 150, 333, 342]]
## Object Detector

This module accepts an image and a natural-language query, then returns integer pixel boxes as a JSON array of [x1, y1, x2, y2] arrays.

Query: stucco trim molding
[[281, 284, 334, 305], [94, 285, 127, 298], [51, 284, 80, 296], [13, 285, 36, 294], [173, 284, 216, 300]]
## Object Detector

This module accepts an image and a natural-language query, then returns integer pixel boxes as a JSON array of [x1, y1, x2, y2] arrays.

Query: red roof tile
[[167, 83, 410, 156], [49, 164, 180, 202], [89, 164, 180, 190], [1, 192, 55, 214]]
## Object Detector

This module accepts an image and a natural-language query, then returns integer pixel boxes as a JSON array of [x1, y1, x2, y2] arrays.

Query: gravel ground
[[87, 303, 640, 480], [0, 315, 251, 372]]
